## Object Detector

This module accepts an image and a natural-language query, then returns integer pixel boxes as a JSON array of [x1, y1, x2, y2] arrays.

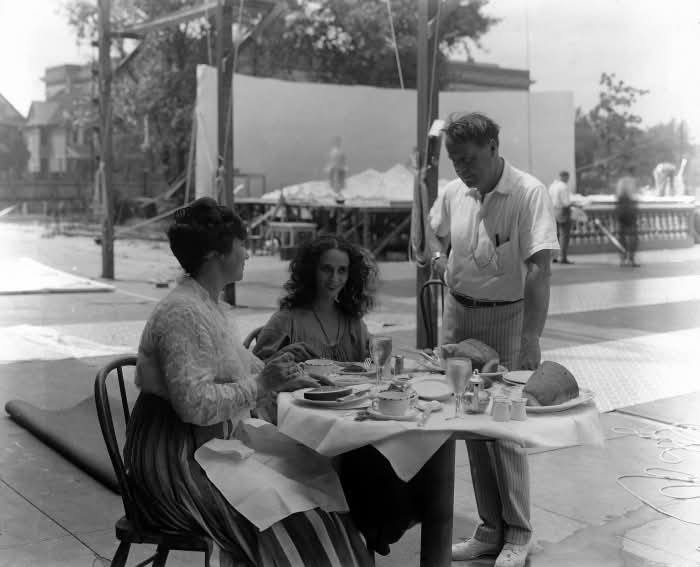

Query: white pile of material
[[261, 164, 451, 206]]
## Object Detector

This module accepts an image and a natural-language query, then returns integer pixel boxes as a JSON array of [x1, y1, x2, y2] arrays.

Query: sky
[[1, 0, 699, 140]]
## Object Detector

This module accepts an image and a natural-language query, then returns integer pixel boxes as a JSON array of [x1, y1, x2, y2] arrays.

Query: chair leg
[[203, 544, 212, 567], [152, 545, 170, 567], [111, 541, 131, 567]]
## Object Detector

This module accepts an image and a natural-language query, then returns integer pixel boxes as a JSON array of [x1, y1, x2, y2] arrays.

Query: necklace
[[311, 308, 341, 346]]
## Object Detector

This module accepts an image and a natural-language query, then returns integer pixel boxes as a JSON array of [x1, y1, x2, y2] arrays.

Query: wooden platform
[[236, 197, 412, 257]]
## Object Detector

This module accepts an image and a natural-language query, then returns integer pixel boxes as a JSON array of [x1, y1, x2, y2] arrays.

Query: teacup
[[301, 359, 340, 377], [373, 390, 416, 416]]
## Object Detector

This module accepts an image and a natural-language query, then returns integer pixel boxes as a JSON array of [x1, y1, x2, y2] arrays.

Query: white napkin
[[195, 418, 348, 531], [202, 438, 254, 459]]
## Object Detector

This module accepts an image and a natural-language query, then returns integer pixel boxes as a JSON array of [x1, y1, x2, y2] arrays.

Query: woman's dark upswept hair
[[167, 197, 247, 277], [280, 236, 378, 318]]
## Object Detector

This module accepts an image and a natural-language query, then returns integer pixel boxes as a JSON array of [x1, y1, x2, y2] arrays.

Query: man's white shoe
[[494, 542, 531, 567], [451, 538, 501, 561]]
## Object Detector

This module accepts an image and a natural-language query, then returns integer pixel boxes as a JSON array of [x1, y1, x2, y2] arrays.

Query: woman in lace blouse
[[125, 198, 372, 567], [254, 236, 420, 556]]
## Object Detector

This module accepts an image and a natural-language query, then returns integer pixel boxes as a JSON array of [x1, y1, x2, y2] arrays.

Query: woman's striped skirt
[[124, 393, 372, 566]]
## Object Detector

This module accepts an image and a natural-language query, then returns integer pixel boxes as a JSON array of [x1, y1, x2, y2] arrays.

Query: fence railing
[[570, 201, 696, 253]]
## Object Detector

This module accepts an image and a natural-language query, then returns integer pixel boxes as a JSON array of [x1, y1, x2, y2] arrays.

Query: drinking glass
[[446, 357, 471, 419], [370, 336, 393, 387]]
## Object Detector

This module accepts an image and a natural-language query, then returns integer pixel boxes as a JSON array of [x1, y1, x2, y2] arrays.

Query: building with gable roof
[[0, 93, 28, 178], [23, 64, 95, 178]]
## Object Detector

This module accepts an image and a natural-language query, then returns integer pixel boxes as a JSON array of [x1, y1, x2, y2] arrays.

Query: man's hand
[[517, 334, 541, 370], [431, 255, 447, 281]]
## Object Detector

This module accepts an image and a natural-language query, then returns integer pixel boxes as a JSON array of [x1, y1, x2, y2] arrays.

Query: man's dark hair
[[167, 197, 247, 276], [443, 112, 500, 147]]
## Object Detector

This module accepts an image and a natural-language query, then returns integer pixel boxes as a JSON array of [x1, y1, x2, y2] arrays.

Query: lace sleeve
[[154, 305, 259, 426]]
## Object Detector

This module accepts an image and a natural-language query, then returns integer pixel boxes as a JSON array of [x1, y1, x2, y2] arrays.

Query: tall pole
[[98, 0, 115, 279], [218, 0, 236, 304], [415, 0, 440, 350]]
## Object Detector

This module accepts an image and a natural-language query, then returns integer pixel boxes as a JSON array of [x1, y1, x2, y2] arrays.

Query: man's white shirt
[[548, 179, 570, 210], [429, 160, 559, 301]]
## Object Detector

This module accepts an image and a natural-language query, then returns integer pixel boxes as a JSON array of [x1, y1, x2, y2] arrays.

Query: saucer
[[503, 370, 532, 385], [366, 408, 420, 421], [526, 389, 595, 413]]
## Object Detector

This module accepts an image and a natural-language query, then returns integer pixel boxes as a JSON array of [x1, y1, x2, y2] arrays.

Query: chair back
[[94, 355, 145, 532], [419, 278, 446, 349], [243, 325, 263, 350]]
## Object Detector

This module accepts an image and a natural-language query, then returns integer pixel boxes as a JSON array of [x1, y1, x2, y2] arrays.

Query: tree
[[63, 0, 497, 183], [0, 126, 29, 177], [63, 0, 212, 183], [575, 72, 649, 192], [574, 72, 695, 194], [247, 0, 498, 88]]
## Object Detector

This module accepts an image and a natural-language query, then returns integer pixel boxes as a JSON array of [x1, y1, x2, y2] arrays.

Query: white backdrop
[[197, 72, 575, 198]]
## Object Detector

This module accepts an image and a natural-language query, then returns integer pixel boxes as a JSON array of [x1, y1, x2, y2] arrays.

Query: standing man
[[429, 113, 558, 567], [325, 136, 348, 195], [548, 170, 573, 264], [616, 167, 640, 267]]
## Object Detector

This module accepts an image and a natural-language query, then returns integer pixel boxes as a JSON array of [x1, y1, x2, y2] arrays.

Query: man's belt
[[449, 290, 523, 309]]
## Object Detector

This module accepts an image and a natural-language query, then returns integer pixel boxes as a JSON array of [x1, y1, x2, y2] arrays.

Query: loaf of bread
[[439, 338, 500, 370], [523, 361, 579, 406], [304, 386, 354, 401]]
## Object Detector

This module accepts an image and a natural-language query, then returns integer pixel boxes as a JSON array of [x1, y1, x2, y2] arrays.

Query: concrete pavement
[[1, 221, 699, 566]]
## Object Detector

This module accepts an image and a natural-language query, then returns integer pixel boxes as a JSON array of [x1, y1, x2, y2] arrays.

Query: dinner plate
[[479, 365, 509, 379], [503, 370, 533, 385], [292, 388, 370, 409], [525, 389, 595, 413], [331, 375, 372, 387], [365, 408, 420, 421], [411, 377, 453, 402]]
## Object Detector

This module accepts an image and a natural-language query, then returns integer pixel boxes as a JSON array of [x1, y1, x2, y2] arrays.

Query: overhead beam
[[115, 0, 280, 36], [247, 1, 287, 43], [116, 1, 218, 35]]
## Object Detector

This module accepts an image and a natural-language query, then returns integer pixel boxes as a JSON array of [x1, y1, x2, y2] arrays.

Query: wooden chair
[[94, 355, 212, 567], [419, 278, 446, 349], [243, 325, 263, 350]]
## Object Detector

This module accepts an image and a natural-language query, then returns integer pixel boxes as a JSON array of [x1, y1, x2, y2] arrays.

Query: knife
[[336, 387, 372, 403]]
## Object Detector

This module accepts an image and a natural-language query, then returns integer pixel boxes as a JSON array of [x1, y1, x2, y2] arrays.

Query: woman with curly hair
[[254, 236, 420, 557], [253, 235, 377, 362]]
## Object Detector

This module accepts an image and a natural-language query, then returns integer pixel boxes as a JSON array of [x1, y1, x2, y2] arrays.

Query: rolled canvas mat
[[5, 396, 125, 493]]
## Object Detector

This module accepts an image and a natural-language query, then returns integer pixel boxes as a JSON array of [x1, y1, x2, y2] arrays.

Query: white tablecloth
[[277, 395, 604, 482]]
